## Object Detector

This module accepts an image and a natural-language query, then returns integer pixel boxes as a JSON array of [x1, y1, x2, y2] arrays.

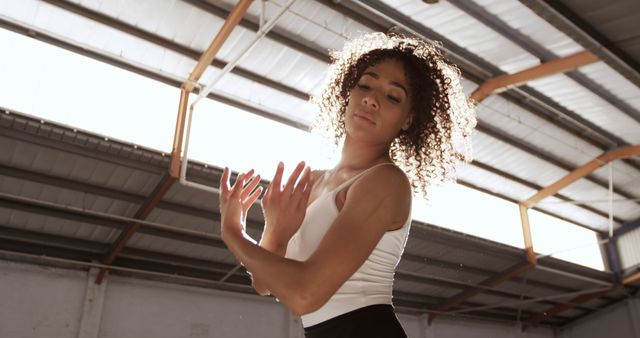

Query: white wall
[[559, 295, 640, 338], [1, 259, 559, 338], [0, 260, 86, 337]]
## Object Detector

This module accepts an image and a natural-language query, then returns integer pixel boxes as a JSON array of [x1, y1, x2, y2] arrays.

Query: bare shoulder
[[361, 164, 410, 191], [349, 164, 412, 202], [343, 164, 411, 229]]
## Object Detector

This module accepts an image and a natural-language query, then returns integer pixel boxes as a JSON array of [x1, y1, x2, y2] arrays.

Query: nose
[[362, 94, 379, 110]]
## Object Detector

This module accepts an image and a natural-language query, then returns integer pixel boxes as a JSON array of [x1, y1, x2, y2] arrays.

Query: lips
[[354, 112, 376, 125]]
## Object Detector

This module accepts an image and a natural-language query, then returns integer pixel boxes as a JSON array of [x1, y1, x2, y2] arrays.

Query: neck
[[334, 136, 392, 172]]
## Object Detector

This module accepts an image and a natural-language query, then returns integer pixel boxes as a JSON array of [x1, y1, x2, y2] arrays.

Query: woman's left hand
[[219, 167, 263, 240]]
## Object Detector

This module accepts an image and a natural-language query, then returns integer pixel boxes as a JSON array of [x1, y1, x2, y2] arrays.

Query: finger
[[241, 174, 261, 200], [230, 174, 245, 199], [262, 181, 272, 203], [244, 186, 263, 209], [220, 167, 231, 194], [297, 167, 312, 208], [284, 161, 306, 194], [271, 162, 284, 192]]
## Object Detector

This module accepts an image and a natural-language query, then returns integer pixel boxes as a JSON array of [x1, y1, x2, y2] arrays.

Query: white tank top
[[285, 163, 412, 327]]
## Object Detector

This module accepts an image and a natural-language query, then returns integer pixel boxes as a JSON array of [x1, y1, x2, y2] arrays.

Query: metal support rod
[[534, 265, 613, 287], [191, 0, 297, 106], [608, 162, 614, 238], [179, 0, 296, 192], [534, 238, 609, 261], [170, 0, 254, 178], [219, 264, 243, 283], [523, 145, 640, 208], [449, 286, 611, 315], [521, 284, 622, 330], [96, 174, 176, 284], [0, 249, 254, 293], [0, 192, 221, 241], [426, 261, 534, 324]]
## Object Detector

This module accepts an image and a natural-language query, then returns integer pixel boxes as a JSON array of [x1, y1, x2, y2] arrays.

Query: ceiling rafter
[[518, 0, 640, 90], [21, 0, 636, 228], [449, 0, 640, 125], [332, 0, 640, 168], [0, 189, 607, 314], [0, 0, 637, 328]]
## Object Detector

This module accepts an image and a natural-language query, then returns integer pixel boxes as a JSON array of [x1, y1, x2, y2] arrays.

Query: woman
[[218, 32, 475, 337]]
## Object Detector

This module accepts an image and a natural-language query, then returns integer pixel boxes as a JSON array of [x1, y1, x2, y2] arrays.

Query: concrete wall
[[2, 259, 559, 338]]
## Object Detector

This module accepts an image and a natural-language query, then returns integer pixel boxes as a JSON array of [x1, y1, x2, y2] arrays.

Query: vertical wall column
[[288, 312, 304, 338], [627, 297, 640, 338], [419, 314, 430, 338], [78, 267, 108, 338]]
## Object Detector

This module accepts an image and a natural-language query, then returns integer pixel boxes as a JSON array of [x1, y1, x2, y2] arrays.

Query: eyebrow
[[362, 71, 409, 96]]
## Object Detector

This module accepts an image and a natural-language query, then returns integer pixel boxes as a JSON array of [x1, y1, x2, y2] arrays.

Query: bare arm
[[219, 165, 411, 315], [251, 168, 325, 296]]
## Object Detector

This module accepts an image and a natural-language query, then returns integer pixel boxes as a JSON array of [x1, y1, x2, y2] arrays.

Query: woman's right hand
[[260, 161, 312, 247]]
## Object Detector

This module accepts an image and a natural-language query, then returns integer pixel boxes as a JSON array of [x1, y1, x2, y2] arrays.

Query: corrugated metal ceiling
[[0, 0, 638, 329]]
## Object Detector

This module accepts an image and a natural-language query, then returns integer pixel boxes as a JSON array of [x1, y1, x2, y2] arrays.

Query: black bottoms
[[303, 304, 407, 338]]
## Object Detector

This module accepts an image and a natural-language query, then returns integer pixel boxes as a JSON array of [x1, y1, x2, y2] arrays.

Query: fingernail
[[278, 162, 283, 168]]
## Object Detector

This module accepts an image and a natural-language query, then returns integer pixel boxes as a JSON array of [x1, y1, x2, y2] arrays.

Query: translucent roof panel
[[530, 209, 605, 271], [0, 28, 178, 153], [527, 73, 640, 145], [383, 0, 540, 73], [411, 182, 524, 249], [471, 0, 584, 57]]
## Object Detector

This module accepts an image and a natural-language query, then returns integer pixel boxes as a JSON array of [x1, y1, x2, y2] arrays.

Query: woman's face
[[345, 58, 414, 144]]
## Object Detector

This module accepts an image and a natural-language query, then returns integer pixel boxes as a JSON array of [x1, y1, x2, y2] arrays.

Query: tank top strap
[[332, 162, 396, 193]]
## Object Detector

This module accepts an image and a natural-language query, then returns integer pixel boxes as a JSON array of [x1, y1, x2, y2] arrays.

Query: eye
[[387, 95, 401, 103], [356, 83, 371, 90]]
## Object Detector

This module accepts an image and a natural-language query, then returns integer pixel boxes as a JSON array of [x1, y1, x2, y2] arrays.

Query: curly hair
[[311, 32, 476, 198]]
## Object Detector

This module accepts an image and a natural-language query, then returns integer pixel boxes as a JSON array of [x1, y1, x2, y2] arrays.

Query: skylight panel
[[530, 210, 605, 270], [411, 183, 525, 248], [0, 21, 610, 273], [0, 28, 177, 152]]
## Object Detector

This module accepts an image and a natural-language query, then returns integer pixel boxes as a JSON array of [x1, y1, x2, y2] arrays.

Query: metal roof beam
[[614, 217, 640, 237], [0, 162, 265, 230], [393, 290, 572, 323], [450, 0, 640, 124], [6, 2, 638, 212], [0, 192, 226, 247], [1, 7, 630, 233], [470, 160, 622, 229], [470, 51, 599, 103], [477, 123, 640, 215], [623, 272, 640, 285], [523, 145, 640, 207], [97, 173, 177, 283], [406, 253, 611, 303], [0, 234, 253, 290], [331, 0, 640, 204], [95, 0, 254, 284], [41, 0, 308, 102], [396, 269, 581, 309], [180, 0, 328, 63], [521, 284, 623, 330], [347, 0, 602, 136], [0, 159, 611, 304], [0, 112, 616, 233], [427, 261, 534, 324], [518, 0, 640, 91]]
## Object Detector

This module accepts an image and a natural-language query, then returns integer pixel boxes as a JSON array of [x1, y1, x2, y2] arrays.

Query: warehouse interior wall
[[1, 258, 612, 338], [558, 294, 640, 338]]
